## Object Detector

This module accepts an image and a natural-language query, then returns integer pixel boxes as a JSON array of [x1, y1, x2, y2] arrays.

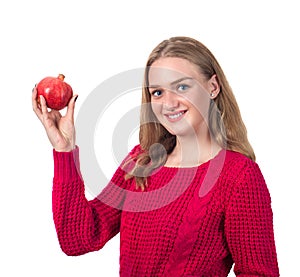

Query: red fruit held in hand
[[37, 74, 73, 110]]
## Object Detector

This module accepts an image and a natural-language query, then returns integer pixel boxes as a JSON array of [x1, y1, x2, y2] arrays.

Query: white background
[[0, 0, 299, 276]]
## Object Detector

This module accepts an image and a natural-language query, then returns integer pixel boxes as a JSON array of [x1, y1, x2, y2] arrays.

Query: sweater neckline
[[162, 149, 226, 170]]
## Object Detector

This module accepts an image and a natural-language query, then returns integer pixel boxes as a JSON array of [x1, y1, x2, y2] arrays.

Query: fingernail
[[74, 95, 78, 102]]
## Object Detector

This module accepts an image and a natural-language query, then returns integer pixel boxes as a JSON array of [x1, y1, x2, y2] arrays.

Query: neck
[[165, 129, 222, 167]]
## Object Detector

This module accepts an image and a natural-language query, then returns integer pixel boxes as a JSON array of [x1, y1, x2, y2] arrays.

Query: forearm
[[52, 178, 95, 255], [52, 147, 121, 256]]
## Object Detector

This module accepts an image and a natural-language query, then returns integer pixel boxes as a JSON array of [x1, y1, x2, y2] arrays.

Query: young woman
[[32, 36, 279, 276]]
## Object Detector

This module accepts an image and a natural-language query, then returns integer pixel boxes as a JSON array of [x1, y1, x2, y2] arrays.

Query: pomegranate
[[37, 74, 73, 110]]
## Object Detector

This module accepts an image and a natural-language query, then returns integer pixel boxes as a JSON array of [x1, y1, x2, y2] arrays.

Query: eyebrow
[[148, 77, 193, 88]]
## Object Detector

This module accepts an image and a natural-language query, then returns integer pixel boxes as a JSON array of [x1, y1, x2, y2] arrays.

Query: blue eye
[[151, 90, 163, 97], [177, 84, 189, 91]]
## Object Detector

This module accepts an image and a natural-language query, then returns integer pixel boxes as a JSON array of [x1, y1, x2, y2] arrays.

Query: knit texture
[[52, 146, 279, 276]]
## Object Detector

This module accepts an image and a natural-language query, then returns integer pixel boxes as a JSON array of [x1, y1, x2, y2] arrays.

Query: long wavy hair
[[124, 36, 255, 190]]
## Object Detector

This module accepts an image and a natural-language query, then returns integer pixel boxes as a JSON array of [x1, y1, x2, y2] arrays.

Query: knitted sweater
[[52, 145, 279, 276]]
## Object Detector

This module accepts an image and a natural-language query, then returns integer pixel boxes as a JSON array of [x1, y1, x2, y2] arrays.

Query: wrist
[[54, 145, 76, 153]]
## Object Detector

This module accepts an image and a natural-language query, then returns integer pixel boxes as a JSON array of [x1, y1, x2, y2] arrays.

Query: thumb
[[66, 94, 78, 121]]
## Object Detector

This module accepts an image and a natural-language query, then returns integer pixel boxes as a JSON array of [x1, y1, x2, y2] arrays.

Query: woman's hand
[[32, 86, 78, 152]]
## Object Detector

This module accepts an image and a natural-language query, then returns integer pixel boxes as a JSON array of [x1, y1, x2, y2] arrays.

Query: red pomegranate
[[37, 74, 73, 110]]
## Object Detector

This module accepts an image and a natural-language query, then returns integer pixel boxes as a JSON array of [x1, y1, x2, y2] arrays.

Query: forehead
[[148, 57, 202, 85]]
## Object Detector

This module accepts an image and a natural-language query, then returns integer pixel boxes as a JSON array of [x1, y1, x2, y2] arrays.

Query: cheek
[[151, 101, 162, 118], [184, 93, 210, 117]]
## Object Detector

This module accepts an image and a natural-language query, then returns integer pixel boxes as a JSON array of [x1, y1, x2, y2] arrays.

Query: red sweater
[[52, 146, 279, 276]]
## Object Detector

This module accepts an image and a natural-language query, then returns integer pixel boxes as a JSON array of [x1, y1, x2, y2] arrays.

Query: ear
[[208, 74, 220, 99]]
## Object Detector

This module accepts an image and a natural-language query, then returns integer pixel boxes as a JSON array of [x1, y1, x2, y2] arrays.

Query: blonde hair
[[124, 36, 255, 190]]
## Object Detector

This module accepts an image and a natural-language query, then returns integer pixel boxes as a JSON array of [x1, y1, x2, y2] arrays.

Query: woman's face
[[148, 57, 219, 138]]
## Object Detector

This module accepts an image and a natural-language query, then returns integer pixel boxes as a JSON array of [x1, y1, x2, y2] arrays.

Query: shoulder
[[222, 150, 271, 201], [128, 144, 143, 156], [119, 144, 143, 171], [223, 150, 262, 176], [119, 144, 143, 163], [220, 150, 268, 192]]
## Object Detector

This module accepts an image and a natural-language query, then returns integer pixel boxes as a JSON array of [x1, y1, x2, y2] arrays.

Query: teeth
[[168, 112, 184, 119]]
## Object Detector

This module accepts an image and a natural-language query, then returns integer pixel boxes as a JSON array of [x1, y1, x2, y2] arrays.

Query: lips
[[164, 110, 187, 122]]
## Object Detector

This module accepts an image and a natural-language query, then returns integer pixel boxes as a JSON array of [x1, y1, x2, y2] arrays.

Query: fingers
[[32, 85, 43, 120], [39, 94, 48, 115], [66, 94, 78, 122]]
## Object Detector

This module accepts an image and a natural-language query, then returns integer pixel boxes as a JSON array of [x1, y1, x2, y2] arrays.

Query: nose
[[163, 90, 179, 111]]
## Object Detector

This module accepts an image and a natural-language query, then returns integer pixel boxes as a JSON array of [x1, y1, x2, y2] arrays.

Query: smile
[[164, 110, 187, 121]]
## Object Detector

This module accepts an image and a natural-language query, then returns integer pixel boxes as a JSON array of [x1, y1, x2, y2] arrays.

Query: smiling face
[[148, 57, 219, 139]]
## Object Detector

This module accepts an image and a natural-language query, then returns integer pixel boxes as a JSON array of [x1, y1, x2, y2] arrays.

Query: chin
[[163, 125, 195, 138]]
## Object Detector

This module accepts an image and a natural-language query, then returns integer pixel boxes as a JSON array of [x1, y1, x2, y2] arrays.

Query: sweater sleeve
[[52, 146, 130, 256], [224, 160, 280, 276]]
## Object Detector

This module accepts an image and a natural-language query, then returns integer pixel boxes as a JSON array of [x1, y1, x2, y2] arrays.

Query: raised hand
[[32, 86, 78, 152]]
